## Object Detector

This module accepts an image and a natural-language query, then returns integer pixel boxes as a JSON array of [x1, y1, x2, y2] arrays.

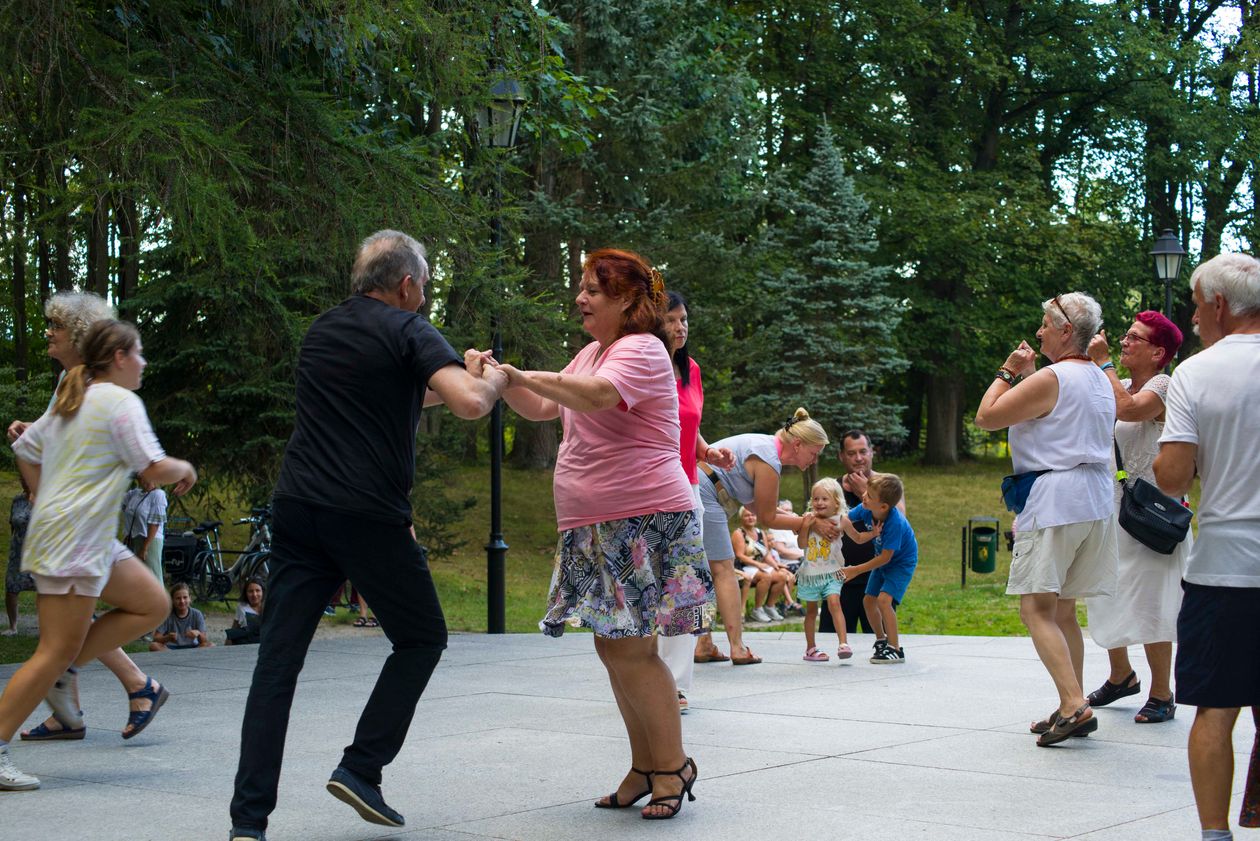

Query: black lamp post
[[1150, 228, 1186, 321], [477, 74, 526, 634]]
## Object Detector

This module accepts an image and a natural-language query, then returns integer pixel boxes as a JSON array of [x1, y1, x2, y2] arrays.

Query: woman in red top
[[657, 292, 733, 711]]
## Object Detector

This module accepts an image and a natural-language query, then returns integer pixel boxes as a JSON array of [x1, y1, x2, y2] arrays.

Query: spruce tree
[[743, 123, 907, 444]]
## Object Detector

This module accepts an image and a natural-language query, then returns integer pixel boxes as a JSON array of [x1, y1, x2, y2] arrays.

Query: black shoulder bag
[[1114, 441, 1192, 555]]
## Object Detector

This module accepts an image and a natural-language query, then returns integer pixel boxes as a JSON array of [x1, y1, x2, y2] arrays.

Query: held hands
[[1087, 330, 1111, 366], [703, 446, 735, 469], [1003, 340, 1037, 378]]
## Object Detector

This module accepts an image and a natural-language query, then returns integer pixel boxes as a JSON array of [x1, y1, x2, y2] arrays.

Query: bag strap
[[1113, 440, 1129, 486]]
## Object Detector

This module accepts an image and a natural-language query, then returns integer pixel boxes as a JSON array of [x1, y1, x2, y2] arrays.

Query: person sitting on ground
[[733, 506, 793, 623], [840, 473, 918, 665], [226, 578, 265, 646], [150, 583, 213, 650], [796, 478, 878, 662], [4, 477, 35, 637]]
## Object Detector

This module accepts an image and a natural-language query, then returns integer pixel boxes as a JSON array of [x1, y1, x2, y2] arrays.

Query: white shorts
[[1006, 517, 1118, 599], [31, 541, 136, 598]]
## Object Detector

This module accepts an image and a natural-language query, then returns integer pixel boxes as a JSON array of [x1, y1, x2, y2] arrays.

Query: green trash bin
[[970, 525, 998, 574]]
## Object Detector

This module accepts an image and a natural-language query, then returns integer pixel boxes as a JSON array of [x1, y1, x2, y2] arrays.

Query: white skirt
[[1086, 524, 1190, 649]]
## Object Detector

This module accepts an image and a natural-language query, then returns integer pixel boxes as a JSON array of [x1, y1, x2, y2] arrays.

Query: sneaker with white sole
[[678, 691, 689, 714], [0, 746, 40, 791], [870, 645, 905, 664], [326, 766, 404, 827], [749, 606, 772, 623], [764, 606, 784, 622]]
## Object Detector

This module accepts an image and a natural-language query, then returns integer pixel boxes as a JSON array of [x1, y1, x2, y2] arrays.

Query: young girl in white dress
[[0, 321, 197, 790]]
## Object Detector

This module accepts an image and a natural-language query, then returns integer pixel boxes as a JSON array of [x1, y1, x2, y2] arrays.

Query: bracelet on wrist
[[995, 368, 1017, 386], [1099, 361, 1115, 371]]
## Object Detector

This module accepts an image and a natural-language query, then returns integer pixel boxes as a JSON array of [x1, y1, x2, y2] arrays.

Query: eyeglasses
[[1051, 295, 1073, 328], [46, 319, 66, 331], [1121, 331, 1152, 345]]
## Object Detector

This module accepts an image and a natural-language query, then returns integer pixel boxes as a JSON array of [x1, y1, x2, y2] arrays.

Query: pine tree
[[742, 123, 908, 444]]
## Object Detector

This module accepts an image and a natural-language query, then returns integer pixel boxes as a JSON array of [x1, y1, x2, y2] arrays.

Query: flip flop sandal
[[1037, 704, 1098, 747], [803, 647, 829, 662], [731, 649, 762, 666], [1087, 671, 1141, 707], [693, 649, 730, 663], [21, 719, 86, 741], [122, 676, 170, 740], [1135, 695, 1176, 723]]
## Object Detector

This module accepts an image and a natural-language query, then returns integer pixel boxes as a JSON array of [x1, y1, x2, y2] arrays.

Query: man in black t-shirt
[[820, 430, 906, 635], [230, 230, 508, 841]]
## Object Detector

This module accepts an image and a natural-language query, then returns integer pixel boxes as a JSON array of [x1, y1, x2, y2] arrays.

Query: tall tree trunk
[[902, 369, 925, 453], [87, 196, 110, 297], [924, 372, 960, 465], [52, 164, 73, 293], [116, 195, 140, 302], [9, 176, 30, 413]]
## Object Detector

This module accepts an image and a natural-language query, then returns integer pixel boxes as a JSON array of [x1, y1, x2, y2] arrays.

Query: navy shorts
[[865, 559, 917, 604], [1175, 581, 1260, 708]]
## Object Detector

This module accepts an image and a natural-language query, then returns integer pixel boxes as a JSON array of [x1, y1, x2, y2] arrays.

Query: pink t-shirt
[[553, 333, 695, 530], [677, 358, 703, 485]]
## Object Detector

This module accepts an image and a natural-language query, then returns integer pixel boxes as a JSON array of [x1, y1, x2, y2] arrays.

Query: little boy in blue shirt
[[841, 472, 918, 664]]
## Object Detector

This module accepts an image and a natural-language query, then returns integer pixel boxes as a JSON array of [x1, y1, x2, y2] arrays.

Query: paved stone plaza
[[1, 631, 1255, 840]]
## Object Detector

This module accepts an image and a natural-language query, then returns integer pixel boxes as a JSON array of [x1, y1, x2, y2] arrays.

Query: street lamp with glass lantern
[[477, 73, 526, 634], [1149, 228, 1186, 321]]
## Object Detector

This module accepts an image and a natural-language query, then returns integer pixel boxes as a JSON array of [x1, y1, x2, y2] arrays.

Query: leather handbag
[[1114, 441, 1192, 555]]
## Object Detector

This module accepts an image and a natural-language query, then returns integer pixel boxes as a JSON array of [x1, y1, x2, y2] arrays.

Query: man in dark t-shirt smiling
[[229, 230, 508, 841]]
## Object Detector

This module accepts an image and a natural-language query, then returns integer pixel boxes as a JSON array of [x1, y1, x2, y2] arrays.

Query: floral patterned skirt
[[541, 510, 714, 639]]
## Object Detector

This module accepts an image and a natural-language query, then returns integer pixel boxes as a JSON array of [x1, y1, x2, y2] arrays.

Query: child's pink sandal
[[803, 647, 829, 662], [836, 644, 854, 660]]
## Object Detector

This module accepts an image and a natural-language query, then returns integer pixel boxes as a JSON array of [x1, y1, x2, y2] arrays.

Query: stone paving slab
[[0, 631, 1255, 840]]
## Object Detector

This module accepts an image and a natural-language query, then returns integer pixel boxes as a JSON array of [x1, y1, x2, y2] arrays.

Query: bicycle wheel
[[241, 550, 270, 584], [190, 550, 220, 601]]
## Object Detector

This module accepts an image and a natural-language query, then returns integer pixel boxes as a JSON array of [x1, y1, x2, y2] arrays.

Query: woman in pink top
[[490, 249, 710, 820]]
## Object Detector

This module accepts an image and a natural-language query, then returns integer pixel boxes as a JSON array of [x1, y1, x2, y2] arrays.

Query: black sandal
[[1037, 705, 1098, 747], [1135, 695, 1175, 724], [595, 767, 652, 809], [642, 757, 697, 820], [1087, 671, 1140, 707]]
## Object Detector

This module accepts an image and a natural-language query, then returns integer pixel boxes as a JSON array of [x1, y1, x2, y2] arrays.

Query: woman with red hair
[[1085, 310, 1190, 725], [482, 248, 711, 819]]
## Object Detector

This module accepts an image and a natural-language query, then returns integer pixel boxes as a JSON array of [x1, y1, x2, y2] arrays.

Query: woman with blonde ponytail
[[0, 320, 197, 791], [6, 295, 180, 749], [692, 408, 836, 666]]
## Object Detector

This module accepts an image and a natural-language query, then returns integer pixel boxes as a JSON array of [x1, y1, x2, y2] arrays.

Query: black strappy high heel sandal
[[641, 757, 697, 820], [594, 767, 653, 809]]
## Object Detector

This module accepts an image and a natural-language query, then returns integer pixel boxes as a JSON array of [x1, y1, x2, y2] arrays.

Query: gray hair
[[1191, 253, 1260, 317], [1042, 292, 1102, 355], [350, 230, 428, 296], [45, 291, 116, 354]]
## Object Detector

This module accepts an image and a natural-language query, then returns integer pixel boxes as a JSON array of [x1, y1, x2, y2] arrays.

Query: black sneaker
[[872, 639, 889, 656], [326, 766, 405, 827], [870, 645, 905, 665], [228, 828, 266, 841]]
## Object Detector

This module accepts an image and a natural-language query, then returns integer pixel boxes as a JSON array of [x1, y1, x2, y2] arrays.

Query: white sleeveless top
[[1008, 361, 1116, 531]]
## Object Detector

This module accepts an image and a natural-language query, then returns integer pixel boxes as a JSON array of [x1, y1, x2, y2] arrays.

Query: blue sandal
[[122, 677, 169, 740], [21, 716, 86, 741]]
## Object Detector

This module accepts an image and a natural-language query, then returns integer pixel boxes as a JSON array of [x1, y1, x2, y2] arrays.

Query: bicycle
[[186, 506, 272, 604]]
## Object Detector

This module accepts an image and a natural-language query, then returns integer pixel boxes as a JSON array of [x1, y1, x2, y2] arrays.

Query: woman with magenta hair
[[487, 249, 711, 819], [1084, 310, 1190, 724]]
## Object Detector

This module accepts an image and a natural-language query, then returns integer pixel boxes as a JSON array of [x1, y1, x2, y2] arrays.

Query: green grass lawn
[[0, 456, 1201, 664]]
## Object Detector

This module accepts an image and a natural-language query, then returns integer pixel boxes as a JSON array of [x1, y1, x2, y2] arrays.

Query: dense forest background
[[2, 2, 1257, 543]]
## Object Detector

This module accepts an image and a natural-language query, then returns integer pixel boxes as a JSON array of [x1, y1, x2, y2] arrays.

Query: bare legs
[[594, 635, 691, 818], [4, 591, 20, 634], [1188, 706, 1240, 832], [1104, 642, 1173, 702], [0, 594, 95, 741], [21, 558, 168, 737], [863, 592, 899, 648], [707, 558, 751, 658], [1020, 593, 1089, 717]]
